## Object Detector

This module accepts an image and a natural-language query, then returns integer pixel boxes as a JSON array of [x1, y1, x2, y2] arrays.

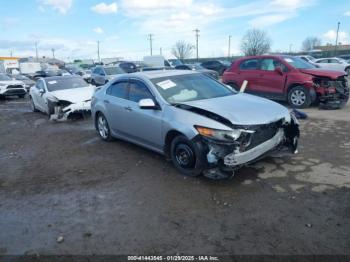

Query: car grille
[[239, 120, 283, 151], [7, 85, 23, 89], [334, 77, 349, 95]]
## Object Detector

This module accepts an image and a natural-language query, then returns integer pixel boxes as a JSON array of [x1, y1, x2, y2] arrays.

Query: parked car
[[29, 75, 95, 120], [314, 57, 350, 74], [10, 74, 35, 92], [175, 64, 219, 79], [222, 55, 349, 109], [338, 54, 350, 61], [91, 70, 299, 179], [91, 66, 126, 86], [114, 62, 138, 73], [32, 70, 70, 80], [297, 55, 319, 67], [201, 60, 230, 75], [83, 70, 92, 83], [0, 73, 27, 98]]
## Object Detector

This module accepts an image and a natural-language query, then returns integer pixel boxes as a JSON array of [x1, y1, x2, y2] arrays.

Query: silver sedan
[[91, 70, 299, 179]]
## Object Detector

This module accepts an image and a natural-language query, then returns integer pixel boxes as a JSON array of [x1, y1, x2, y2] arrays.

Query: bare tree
[[240, 29, 271, 56], [302, 37, 322, 51], [171, 41, 194, 61]]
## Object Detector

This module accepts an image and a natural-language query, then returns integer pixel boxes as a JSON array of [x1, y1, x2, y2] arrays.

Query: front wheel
[[96, 113, 113, 141], [30, 97, 38, 112], [288, 86, 312, 108], [170, 135, 204, 177], [345, 67, 350, 75]]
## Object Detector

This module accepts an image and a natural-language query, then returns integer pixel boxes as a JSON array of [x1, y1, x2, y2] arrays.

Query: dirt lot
[[0, 96, 349, 256]]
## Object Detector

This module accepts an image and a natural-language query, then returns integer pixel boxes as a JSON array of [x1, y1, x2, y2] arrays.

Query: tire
[[227, 82, 239, 92], [287, 86, 312, 108], [91, 79, 96, 86], [170, 135, 204, 177], [345, 67, 350, 75], [30, 97, 38, 112], [96, 113, 113, 141]]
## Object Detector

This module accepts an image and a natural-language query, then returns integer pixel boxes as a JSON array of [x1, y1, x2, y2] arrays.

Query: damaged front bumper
[[200, 117, 299, 179], [49, 100, 91, 121], [317, 77, 349, 110]]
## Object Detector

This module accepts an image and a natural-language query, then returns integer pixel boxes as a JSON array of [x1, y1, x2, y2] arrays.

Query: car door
[[236, 58, 260, 93], [103, 80, 130, 135], [256, 58, 287, 99], [329, 58, 345, 71], [122, 79, 163, 151], [315, 59, 329, 69], [31, 79, 47, 112]]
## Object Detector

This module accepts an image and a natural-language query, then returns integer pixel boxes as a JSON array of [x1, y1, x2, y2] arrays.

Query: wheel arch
[[164, 130, 186, 159], [287, 82, 317, 103]]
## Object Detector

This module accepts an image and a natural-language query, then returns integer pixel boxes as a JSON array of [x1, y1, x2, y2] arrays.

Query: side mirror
[[39, 88, 45, 94], [275, 66, 283, 75], [139, 98, 158, 110]]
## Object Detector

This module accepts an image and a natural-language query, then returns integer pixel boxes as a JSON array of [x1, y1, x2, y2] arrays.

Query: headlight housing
[[195, 126, 253, 142]]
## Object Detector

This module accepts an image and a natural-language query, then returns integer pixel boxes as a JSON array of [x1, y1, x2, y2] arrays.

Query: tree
[[302, 37, 322, 51], [240, 29, 271, 56], [171, 41, 194, 61]]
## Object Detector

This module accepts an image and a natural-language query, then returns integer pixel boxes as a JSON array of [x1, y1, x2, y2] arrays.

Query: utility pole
[[35, 41, 38, 61], [10, 50, 13, 57], [289, 44, 293, 54], [194, 29, 200, 61], [160, 47, 162, 55], [97, 41, 100, 62], [335, 22, 340, 56], [228, 35, 232, 58], [51, 48, 55, 58], [148, 34, 153, 55]]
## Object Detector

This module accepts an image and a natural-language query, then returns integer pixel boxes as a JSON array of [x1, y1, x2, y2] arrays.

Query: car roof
[[128, 70, 199, 79]]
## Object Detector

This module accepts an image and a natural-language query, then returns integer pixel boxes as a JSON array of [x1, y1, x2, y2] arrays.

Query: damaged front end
[[196, 115, 299, 180], [47, 98, 91, 121], [314, 76, 349, 110]]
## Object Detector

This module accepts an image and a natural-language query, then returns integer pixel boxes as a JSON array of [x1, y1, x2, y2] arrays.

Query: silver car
[[91, 65, 126, 86], [91, 70, 299, 179]]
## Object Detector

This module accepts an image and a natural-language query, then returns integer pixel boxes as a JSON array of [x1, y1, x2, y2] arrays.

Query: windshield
[[104, 67, 124, 75], [14, 75, 29, 80], [151, 73, 235, 104], [45, 76, 89, 91], [0, 74, 12, 81], [284, 57, 316, 69]]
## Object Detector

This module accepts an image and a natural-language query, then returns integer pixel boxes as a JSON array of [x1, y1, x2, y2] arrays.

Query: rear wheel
[[288, 86, 311, 108], [170, 135, 204, 177], [96, 113, 113, 141]]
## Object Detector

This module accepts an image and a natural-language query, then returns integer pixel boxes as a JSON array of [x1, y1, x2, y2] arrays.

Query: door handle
[[103, 99, 110, 104], [124, 106, 132, 111]]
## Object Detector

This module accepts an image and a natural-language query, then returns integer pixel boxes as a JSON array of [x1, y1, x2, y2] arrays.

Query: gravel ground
[[0, 96, 349, 256]]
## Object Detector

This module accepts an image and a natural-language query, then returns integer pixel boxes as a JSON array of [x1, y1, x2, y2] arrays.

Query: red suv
[[222, 55, 349, 108]]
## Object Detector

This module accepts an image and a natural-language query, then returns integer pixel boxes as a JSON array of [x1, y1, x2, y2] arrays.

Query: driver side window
[[36, 80, 45, 90]]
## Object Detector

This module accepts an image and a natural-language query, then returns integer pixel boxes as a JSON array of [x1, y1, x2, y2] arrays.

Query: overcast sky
[[0, 0, 349, 61]]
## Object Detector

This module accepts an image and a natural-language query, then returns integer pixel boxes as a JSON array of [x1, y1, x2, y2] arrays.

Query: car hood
[[180, 93, 290, 126], [0, 80, 24, 85], [299, 68, 345, 79], [50, 86, 95, 103]]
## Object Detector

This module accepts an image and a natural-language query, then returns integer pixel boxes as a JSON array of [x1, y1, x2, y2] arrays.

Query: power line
[[51, 48, 55, 59], [194, 29, 200, 61], [35, 41, 38, 61], [148, 34, 153, 55]]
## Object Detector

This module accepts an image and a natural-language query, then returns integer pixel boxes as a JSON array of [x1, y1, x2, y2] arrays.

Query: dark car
[[222, 55, 349, 109], [116, 62, 138, 73], [175, 64, 219, 79], [201, 60, 231, 76], [33, 70, 70, 80], [10, 74, 36, 91]]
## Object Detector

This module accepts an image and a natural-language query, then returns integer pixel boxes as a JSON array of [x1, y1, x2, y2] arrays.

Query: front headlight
[[195, 126, 246, 142]]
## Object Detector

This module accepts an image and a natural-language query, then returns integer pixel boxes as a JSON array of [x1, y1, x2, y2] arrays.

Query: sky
[[0, 0, 349, 61]]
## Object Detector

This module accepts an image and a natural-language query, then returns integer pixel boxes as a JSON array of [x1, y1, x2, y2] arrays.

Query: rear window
[[239, 59, 258, 70]]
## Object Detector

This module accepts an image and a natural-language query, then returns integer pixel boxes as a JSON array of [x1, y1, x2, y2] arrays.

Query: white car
[[29, 75, 95, 120], [314, 57, 350, 74], [0, 73, 26, 98]]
